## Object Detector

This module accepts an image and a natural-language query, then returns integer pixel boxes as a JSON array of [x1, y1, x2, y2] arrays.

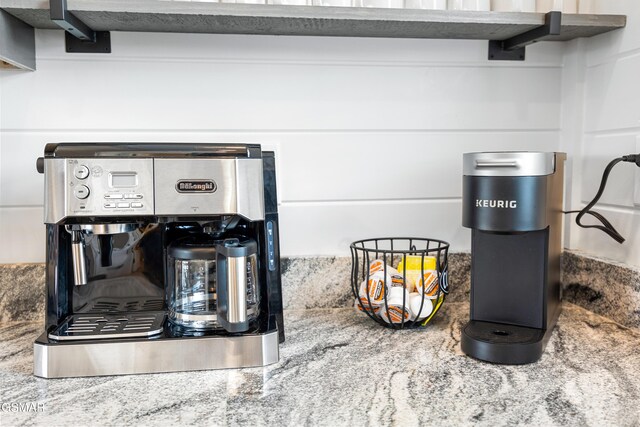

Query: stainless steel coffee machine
[[461, 152, 566, 365], [34, 143, 284, 378]]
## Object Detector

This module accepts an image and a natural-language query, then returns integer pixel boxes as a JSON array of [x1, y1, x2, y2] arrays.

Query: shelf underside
[[0, 0, 626, 40]]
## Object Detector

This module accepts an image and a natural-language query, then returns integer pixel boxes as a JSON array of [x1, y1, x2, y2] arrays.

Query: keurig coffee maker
[[34, 143, 284, 378], [461, 152, 566, 364]]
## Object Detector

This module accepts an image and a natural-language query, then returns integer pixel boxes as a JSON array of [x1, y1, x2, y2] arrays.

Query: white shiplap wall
[[0, 30, 565, 263], [562, 1, 640, 267]]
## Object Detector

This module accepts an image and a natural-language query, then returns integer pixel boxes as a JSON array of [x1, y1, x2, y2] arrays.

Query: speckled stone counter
[[0, 264, 45, 324], [1, 251, 639, 426], [2, 302, 640, 426], [562, 251, 640, 328]]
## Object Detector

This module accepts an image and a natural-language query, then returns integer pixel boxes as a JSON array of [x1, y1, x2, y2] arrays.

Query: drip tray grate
[[49, 312, 165, 341]]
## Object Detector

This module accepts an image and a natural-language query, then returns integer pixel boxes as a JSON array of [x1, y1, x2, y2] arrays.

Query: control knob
[[74, 185, 90, 200], [74, 165, 90, 180]]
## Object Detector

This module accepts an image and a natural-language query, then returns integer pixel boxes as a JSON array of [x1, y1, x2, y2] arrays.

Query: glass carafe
[[167, 235, 219, 330], [167, 235, 260, 331]]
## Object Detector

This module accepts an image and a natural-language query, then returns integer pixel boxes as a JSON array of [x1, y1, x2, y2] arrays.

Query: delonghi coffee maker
[[34, 143, 284, 378], [461, 152, 566, 364]]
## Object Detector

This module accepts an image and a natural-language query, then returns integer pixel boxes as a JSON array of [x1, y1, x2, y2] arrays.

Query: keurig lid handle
[[475, 160, 518, 168]]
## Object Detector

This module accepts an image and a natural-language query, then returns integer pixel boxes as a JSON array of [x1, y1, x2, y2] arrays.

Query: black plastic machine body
[[461, 151, 566, 364]]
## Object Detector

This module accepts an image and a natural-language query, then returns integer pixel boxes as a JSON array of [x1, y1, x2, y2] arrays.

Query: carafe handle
[[216, 238, 257, 333]]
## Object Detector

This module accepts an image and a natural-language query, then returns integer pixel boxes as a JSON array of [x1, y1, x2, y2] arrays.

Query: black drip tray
[[48, 312, 165, 341], [464, 320, 546, 345], [461, 320, 549, 364]]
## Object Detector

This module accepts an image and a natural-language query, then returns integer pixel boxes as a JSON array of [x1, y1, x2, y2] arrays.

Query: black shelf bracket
[[50, 0, 111, 53], [488, 11, 562, 61]]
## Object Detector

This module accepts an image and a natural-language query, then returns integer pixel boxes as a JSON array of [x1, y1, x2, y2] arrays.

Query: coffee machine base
[[33, 330, 279, 378], [461, 320, 553, 365]]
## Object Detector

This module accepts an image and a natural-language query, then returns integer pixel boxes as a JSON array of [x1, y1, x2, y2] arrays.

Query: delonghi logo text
[[176, 180, 217, 193], [476, 199, 517, 209]]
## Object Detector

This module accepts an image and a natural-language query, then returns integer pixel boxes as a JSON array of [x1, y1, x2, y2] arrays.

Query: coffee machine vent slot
[[141, 299, 165, 311], [48, 312, 165, 341], [89, 301, 120, 312], [77, 298, 165, 313]]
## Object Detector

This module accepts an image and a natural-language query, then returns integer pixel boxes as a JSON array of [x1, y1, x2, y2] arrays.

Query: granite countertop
[[2, 302, 640, 426]]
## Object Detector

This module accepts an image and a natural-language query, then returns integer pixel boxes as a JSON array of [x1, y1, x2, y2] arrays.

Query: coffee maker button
[[74, 165, 90, 180], [117, 202, 130, 209], [104, 203, 116, 209], [74, 185, 90, 200], [131, 202, 143, 208]]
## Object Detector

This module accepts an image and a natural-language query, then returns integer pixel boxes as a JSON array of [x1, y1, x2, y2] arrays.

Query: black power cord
[[564, 154, 640, 244]]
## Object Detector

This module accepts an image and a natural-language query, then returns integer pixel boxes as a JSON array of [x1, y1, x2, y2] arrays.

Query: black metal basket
[[350, 237, 449, 329]]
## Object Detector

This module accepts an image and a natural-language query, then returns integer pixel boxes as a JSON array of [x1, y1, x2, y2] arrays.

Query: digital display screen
[[109, 172, 138, 188]]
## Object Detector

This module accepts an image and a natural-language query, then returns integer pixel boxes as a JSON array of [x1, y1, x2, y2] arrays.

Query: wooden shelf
[[0, 0, 627, 70]]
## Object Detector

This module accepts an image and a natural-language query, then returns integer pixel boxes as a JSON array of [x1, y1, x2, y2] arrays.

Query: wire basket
[[350, 237, 449, 329]]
